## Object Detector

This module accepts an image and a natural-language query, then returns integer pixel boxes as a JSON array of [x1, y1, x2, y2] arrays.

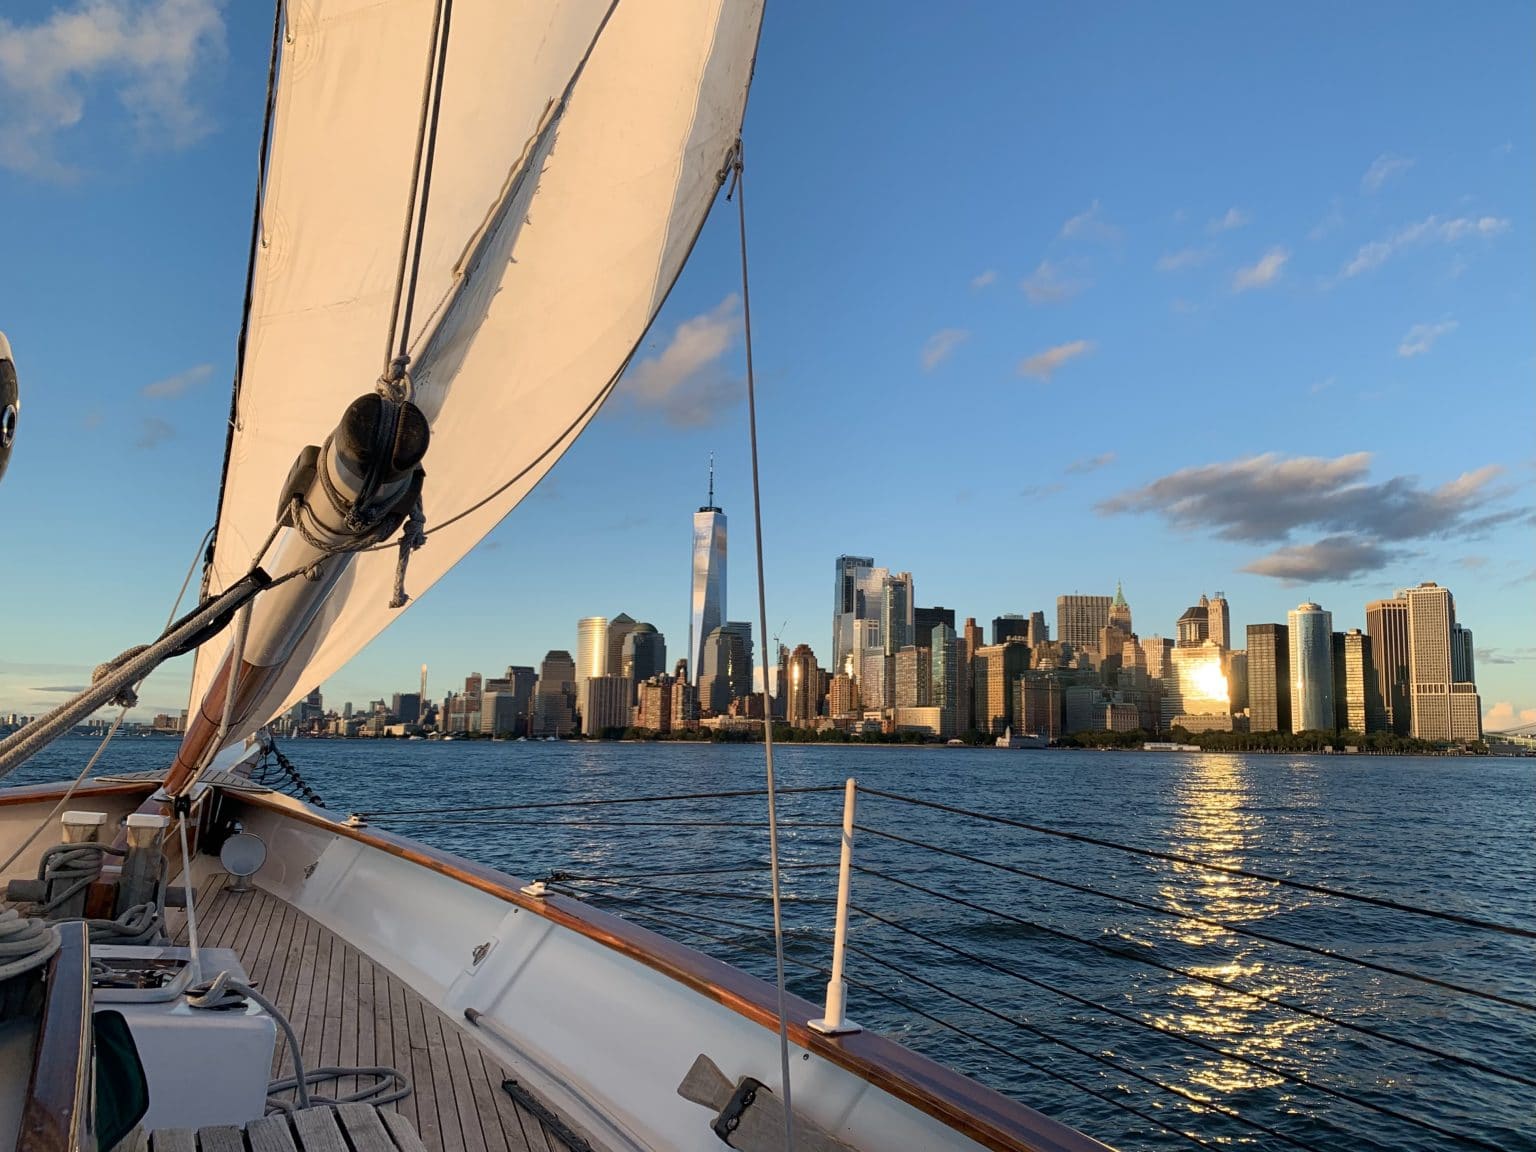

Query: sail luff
[[187, 0, 764, 746]]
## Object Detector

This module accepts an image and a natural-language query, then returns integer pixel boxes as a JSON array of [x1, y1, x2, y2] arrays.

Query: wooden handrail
[[238, 790, 1110, 1152], [18, 923, 91, 1152]]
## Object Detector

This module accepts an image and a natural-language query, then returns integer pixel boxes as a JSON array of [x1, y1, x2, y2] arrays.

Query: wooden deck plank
[[183, 879, 595, 1152], [335, 1102, 399, 1152], [194, 1126, 244, 1152], [290, 1108, 348, 1152], [244, 1114, 300, 1152]]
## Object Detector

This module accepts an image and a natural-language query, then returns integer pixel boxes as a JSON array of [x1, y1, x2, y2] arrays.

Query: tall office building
[[1247, 624, 1290, 733], [992, 614, 1029, 644], [1404, 582, 1480, 741], [723, 621, 755, 702], [575, 617, 607, 689], [1057, 595, 1112, 650], [1452, 624, 1474, 684], [391, 693, 421, 725], [532, 650, 578, 736], [1176, 596, 1210, 647], [881, 572, 915, 654], [832, 555, 883, 674], [580, 675, 632, 736], [699, 625, 750, 715], [1208, 593, 1230, 651], [1162, 640, 1230, 730], [1287, 603, 1334, 733], [621, 624, 667, 693], [1109, 582, 1132, 634], [1027, 611, 1049, 647], [787, 644, 821, 728], [1142, 635, 1173, 681], [913, 606, 956, 648], [972, 640, 1030, 735], [1334, 629, 1386, 734], [930, 623, 958, 736], [894, 645, 932, 708], [635, 674, 674, 734], [606, 614, 638, 678], [958, 618, 983, 734], [1365, 598, 1412, 735], [689, 460, 727, 685]]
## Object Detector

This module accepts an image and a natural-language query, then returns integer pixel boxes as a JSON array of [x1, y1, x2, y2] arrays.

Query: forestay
[[189, 0, 763, 737]]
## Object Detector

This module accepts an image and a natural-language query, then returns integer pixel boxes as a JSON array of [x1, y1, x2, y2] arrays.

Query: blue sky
[[0, 0, 1531, 728]]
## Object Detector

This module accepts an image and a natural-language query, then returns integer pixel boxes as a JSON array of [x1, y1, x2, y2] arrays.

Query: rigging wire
[[853, 822, 1534, 1013], [355, 784, 839, 818], [856, 786, 1536, 940], [852, 863, 1536, 1091], [849, 901, 1511, 1151], [733, 135, 794, 1152]]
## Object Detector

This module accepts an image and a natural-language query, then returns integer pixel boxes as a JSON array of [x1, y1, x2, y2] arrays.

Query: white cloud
[[620, 295, 742, 427], [1341, 214, 1510, 277], [1483, 701, 1536, 732], [142, 362, 213, 398], [1397, 320, 1458, 358], [0, 0, 226, 180], [1065, 452, 1115, 475], [1233, 246, 1289, 291], [1361, 153, 1415, 193], [1207, 207, 1248, 234], [1060, 200, 1117, 241], [1020, 259, 1086, 304], [1157, 247, 1210, 272], [1017, 339, 1093, 382], [920, 328, 969, 372], [970, 269, 998, 290]]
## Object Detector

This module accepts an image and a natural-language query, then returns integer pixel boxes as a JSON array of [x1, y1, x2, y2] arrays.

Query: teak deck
[[173, 874, 598, 1152]]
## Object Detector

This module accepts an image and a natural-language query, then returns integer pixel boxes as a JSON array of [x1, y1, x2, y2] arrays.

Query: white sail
[[189, 0, 763, 737]]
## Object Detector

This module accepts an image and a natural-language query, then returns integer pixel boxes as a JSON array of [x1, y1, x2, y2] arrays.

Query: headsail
[[188, 0, 763, 743]]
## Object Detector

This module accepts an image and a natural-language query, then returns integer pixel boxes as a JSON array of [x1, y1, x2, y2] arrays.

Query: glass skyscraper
[[1287, 602, 1334, 733], [689, 464, 727, 685]]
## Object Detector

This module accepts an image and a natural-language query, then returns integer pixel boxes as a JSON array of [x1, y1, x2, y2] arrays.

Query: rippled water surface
[[12, 738, 1535, 1151]]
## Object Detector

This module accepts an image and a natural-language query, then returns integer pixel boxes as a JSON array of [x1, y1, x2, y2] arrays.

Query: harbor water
[[11, 738, 1534, 1151]]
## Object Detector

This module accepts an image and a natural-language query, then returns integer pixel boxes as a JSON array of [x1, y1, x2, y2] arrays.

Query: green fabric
[[93, 1010, 149, 1150]]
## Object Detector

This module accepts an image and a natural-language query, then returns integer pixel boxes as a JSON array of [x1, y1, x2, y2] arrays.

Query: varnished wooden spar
[[162, 656, 277, 798], [18, 923, 91, 1152], [237, 790, 1108, 1152]]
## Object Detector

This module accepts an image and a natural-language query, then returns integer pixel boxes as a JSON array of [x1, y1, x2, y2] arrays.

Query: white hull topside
[[0, 776, 1109, 1152]]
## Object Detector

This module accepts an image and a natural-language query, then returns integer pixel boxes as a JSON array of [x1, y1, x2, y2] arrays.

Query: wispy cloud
[[619, 295, 742, 428], [920, 328, 969, 371], [1020, 260, 1086, 304], [1207, 207, 1248, 234], [142, 362, 213, 398], [0, 0, 226, 180], [1233, 246, 1288, 292], [1398, 320, 1458, 358], [1060, 200, 1118, 242], [1361, 153, 1415, 193], [134, 417, 174, 450], [1020, 482, 1066, 498], [1065, 452, 1115, 475], [970, 269, 998, 290], [1017, 339, 1093, 382], [1156, 247, 1210, 273], [1340, 214, 1510, 278], [1098, 452, 1521, 583]]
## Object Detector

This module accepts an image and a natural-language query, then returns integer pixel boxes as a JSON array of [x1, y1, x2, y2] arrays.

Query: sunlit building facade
[[1365, 598, 1412, 735], [787, 644, 820, 728], [1287, 603, 1334, 733], [1334, 629, 1386, 735], [1404, 582, 1480, 741], [1163, 640, 1230, 729], [689, 485, 728, 685], [1057, 595, 1112, 651], [1247, 624, 1290, 733], [576, 616, 607, 689], [532, 650, 578, 736]]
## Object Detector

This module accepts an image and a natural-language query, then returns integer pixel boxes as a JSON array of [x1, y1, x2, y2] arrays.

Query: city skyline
[[0, 2, 1531, 729]]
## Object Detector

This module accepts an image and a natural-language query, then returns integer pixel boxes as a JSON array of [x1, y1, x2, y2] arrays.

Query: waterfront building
[[1287, 603, 1334, 733], [1247, 624, 1290, 733], [930, 623, 958, 735], [1225, 650, 1248, 714], [828, 672, 858, 719], [831, 555, 884, 676], [481, 691, 525, 737], [958, 617, 983, 735], [1109, 581, 1132, 634], [699, 625, 750, 716], [893, 644, 931, 708], [1064, 685, 1106, 734], [580, 674, 632, 736], [972, 640, 1030, 735], [689, 462, 728, 684], [576, 617, 607, 691], [1365, 597, 1412, 736], [1453, 624, 1475, 684], [723, 621, 755, 702], [992, 614, 1029, 645], [532, 650, 578, 736], [1015, 674, 1063, 743], [635, 674, 673, 734], [1176, 596, 1210, 647], [1057, 595, 1112, 651], [1162, 640, 1230, 730], [670, 661, 698, 730], [787, 644, 821, 728], [391, 692, 421, 725], [1403, 582, 1480, 741], [891, 706, 944, 737], [1334, 629, 1386, 734], [621, 624, 667, 696], [1208, 593, 1230, 651], [606, 614, 638, 680], [881, 572, 915, 654], [913, 606, 956, 648]]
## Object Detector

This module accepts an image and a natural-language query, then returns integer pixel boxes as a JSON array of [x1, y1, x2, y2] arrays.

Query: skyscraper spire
[[707, 451, 714, 508]]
